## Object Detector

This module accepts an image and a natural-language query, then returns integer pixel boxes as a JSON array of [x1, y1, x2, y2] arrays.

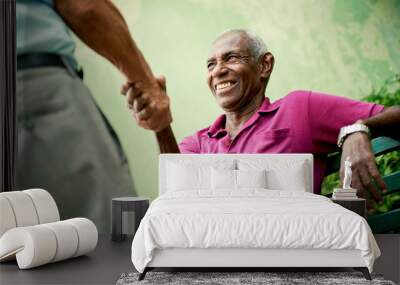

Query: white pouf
[[0, 196, 17, 237], [0, 189, 98, 269], [0, 218, 98, 269], [23, 189, 60, 223], [1, 191, 39, 227]]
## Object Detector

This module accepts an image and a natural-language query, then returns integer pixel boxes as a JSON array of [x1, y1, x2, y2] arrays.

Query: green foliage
[[321, 74, 400, 216], [363, 74, 400, 107], [321, 172, 340, 196]]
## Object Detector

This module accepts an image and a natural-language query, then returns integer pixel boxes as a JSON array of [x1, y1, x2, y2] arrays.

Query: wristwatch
[[337, 123, 370, 148]]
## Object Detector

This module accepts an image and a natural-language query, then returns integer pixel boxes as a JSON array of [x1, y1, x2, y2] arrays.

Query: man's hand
[[121, 76, 172, 132], [340, 131, 387, 210]]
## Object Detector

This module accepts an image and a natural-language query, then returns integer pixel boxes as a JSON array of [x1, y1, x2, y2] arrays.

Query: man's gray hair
[[216, 29, 268, 60]]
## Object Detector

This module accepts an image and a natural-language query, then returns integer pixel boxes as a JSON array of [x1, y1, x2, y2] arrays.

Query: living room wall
[[74, 0, 400, 199]]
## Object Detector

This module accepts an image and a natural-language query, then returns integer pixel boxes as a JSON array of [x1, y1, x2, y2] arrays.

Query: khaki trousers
[[16, 67, 135, 233]]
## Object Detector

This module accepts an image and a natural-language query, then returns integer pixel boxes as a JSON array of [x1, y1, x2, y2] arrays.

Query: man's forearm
[[359, 106, 400, 139], [55, 0, 154, 84], [155, 126, 180, 153]]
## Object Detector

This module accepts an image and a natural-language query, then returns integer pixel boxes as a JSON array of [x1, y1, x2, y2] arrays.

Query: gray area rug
[[116, 272, 396, 285]]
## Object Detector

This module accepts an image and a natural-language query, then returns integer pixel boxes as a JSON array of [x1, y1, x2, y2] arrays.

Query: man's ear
[[259, 52, 274, 80]]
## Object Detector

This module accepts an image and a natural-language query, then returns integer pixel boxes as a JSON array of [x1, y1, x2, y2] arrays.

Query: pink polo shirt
[[179, 90, 384, 194]]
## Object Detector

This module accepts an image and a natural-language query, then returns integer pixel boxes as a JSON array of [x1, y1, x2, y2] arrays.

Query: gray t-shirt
[[17, 0, 78, 70]]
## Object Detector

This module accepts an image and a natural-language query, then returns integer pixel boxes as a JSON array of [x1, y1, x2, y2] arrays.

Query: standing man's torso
[[17, 0, 77, 70]]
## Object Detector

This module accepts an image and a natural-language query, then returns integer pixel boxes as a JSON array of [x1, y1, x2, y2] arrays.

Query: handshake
[[121, 76, 172, 133]]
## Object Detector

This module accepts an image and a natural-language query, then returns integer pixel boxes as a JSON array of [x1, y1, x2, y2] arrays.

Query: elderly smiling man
[[123, 29, 400, 207]]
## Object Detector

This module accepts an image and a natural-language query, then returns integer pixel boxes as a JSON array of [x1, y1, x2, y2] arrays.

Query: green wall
[[74, 0, 400, 200]]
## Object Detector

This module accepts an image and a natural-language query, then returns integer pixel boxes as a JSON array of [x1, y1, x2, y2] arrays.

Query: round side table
[[111, 197, 149, 242]]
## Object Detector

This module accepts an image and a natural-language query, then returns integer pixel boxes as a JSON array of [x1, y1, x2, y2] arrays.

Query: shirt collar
[[257, 97, 281, 114], [207, 114, 227, 138], [207, 97, 281, 138]]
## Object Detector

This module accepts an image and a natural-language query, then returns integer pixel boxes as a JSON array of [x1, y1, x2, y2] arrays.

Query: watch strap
[[337, 123, 370, 148]]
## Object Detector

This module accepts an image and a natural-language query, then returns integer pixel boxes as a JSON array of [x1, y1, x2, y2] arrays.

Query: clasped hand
[[121, 76, 172, 132]]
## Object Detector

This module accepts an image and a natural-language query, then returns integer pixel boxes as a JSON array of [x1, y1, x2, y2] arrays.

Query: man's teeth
[[216, 82, 233, 90]]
